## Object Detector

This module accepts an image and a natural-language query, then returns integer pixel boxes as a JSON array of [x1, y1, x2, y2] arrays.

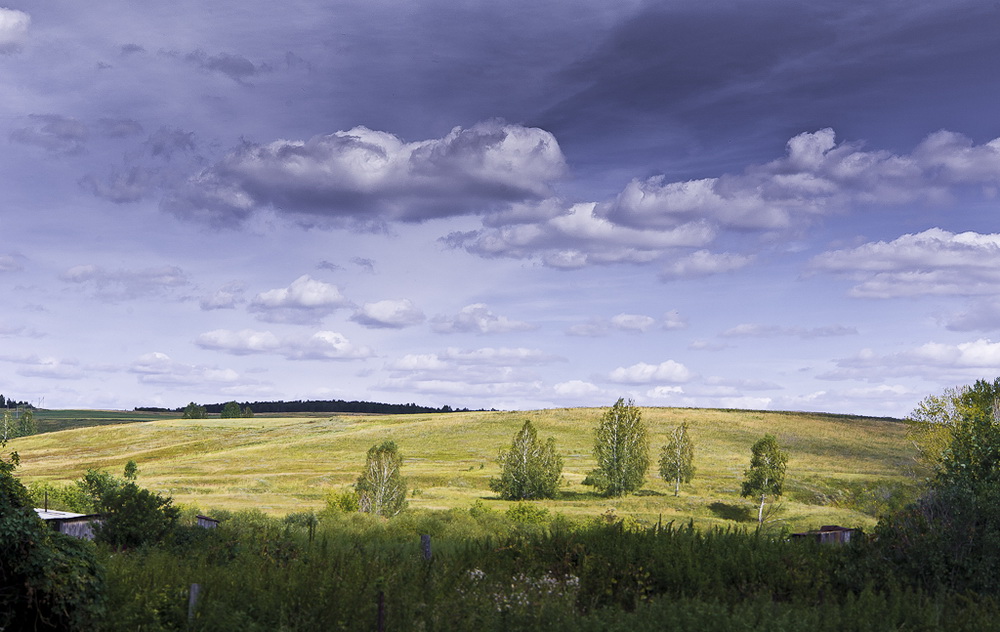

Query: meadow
[[14, 406, 918, 531]]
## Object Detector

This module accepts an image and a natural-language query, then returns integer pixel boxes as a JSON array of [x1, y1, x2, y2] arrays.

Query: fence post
[[421, 534, 431, 560], [188, 583, 201, 624], [376, 590, 385, 632]]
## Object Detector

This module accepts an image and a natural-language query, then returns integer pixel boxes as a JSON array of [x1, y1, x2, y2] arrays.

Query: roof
[[34, 508, 101, 521]]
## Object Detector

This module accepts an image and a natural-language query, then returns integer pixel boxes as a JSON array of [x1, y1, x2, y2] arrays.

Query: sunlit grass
[[10, 407, 917, 532]]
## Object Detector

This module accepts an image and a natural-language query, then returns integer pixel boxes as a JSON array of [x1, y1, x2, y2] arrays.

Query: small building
[[34, 509, 103, 540], [792, 525, 861, 544], [196, 515, 220, 529]]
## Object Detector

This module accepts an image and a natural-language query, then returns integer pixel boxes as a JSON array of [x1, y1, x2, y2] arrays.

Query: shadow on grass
[[709, 502, 753, 522], [555, 490, 605, 501], [634, 489, 666, 497]]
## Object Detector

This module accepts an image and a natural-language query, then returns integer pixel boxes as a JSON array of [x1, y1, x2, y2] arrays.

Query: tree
[[659, 422, 695, 496], [242, 406, 254, 418], [907, 378, 1000, 469], [16, 408, 35, 437], [78, 463, 179, 549], [220, 401, 242, 419], [123, 459, 138, 481], [182, 402, 206, 419], [741, 434, 788, 523], [356, 440, 407, 517], [490, 420, 563, 500], [1, 439, 105, 629], [590, 398, 649, 497]]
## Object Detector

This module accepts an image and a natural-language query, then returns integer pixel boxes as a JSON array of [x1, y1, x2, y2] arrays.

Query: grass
[[9, 406, 920, 532]]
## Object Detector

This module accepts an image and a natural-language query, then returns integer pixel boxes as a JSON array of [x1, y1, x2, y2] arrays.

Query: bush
[[1, 442, 105, 630]]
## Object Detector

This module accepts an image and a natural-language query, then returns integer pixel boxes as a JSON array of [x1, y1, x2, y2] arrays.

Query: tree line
[[138, 398, 474, 416]]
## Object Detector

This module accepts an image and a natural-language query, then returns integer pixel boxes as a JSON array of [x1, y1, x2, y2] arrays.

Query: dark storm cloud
[[81, 126, 200, 203], [163, 121, 566, 228], [538, 1, 1000, 174]]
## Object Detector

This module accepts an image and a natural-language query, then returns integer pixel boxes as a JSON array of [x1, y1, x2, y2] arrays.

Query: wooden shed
[[34, 508, 103, 540], [791, 525, 861, 544]]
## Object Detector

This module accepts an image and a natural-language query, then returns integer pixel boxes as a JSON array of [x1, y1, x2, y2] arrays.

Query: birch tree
[[741, 434, 788, 523], [490, 420, 562, 500], [591, 398, 649, 497], [659, 422, 695, 496], [356, 440, 407, 517]]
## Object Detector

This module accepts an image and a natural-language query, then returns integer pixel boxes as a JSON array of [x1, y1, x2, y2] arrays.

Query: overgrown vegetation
[[15, 382, 1000, 629]]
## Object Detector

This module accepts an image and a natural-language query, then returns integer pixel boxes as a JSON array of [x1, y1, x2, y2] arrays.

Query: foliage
[[490, 420, 563, 500], [78, 464, 179, 548], [591, 398, 649, 497], [1, 407, 35, 440], [658, 422, 695, 496], [94, 508, 1000, 632], [0, 439, 105, 630], [504, 501, 550, 524], [182, 401, 207, 419], [356, 440, 407, 517], [220, 400, 243, 418], [741, 434, 788, 523], [324, 487, 360, 513]]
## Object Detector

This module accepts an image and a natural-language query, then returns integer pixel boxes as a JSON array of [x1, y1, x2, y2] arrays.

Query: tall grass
[[96, 508, 1000, 631]]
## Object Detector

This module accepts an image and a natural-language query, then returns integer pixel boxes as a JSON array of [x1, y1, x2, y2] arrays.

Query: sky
[[2, 0, 1000, 417]]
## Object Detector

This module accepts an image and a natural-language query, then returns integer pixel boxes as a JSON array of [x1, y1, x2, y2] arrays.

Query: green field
[[10, 407, 918, 532]]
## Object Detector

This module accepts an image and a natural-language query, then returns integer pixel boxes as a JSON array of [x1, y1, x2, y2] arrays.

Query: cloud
[[611, 313, 656, 333], [200, 282, 245, 310], [608, 360, 692, 384], [129, 351, 242, 386], [196, 329, 374, 360], [351, 299, 425, 329], [11, 355, 83, 380], [96, 118, 144, 138], [660, 250, 753, 280], [82, 126, 199, 203], [431, 303, 535, 334], [946, 300, 1000, 332], [449, 128, 1000, 272], [553, 380, 602, 397], [0, 8, 29, 54], [446, 201, 715, 269], [810, 228, 1000, 298], [163, 120, 566, 228], [662, 309, 687, 330], [0, 254, 24, 273], [380, 345, 560, 402], [186, 50, 271, 83], [823, 338, 1000, 381], [568, 310, 686, 336], [721, 323, 857, 338], [248, 275, 350, 324], [10, 114, 88, 155], [60, 264, 189, 301]]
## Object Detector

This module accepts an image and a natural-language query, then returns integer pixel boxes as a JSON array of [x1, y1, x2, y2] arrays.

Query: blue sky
[[2, 0, 1000, 416]]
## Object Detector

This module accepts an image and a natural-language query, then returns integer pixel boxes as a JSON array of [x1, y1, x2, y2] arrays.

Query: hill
[[10, 407, 918, 532]]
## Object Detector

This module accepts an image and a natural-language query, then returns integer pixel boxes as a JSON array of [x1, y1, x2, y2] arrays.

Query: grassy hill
[[9, 407, 919, 532]]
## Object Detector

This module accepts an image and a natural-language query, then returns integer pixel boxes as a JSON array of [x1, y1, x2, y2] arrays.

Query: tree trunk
[[758, 494, 766, 523], [674, 475, 680, 497]]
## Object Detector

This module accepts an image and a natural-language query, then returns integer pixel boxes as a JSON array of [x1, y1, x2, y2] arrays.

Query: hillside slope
[[10, 407, 918, 531]]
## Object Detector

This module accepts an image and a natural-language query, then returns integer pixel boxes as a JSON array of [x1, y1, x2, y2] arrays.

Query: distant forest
[[136, 399, 478, 415], [0, 395, 32, 409]]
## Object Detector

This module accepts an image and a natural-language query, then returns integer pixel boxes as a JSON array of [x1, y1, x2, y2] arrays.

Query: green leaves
[[490, 420, 563, 500], [592, 398, 649, 497], [356, 440, 407, 517], [659, 422, 695, 496], [740, 434, 788, 523]]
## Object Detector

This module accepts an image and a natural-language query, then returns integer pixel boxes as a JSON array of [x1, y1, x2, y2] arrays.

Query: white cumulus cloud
[[608, 360, 692, 384]]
